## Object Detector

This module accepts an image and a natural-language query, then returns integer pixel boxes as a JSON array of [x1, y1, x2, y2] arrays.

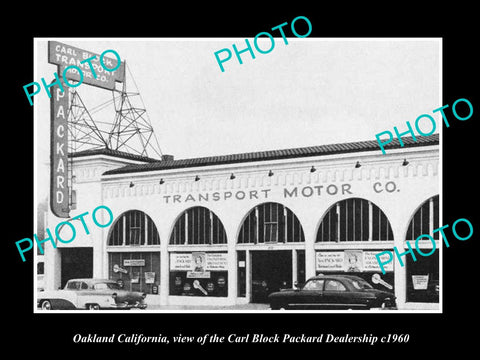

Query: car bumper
[[110, 301, 147, 309]]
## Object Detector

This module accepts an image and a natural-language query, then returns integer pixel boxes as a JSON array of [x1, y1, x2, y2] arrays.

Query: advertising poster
[[144, 272, 155, 284], [8, 6, 478, 356], [344, 250, 363, 272], [412, 275, 429, 290], [316, 251, 344, 271]]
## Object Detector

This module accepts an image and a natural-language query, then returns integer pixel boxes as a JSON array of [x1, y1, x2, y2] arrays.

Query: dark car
[[268, 275, 396, 310]]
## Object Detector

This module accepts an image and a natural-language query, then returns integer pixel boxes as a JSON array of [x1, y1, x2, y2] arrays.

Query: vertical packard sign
[[50, 81, 69, 218]]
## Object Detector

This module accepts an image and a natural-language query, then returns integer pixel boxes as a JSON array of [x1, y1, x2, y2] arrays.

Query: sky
[[34, 38, 441, 200]]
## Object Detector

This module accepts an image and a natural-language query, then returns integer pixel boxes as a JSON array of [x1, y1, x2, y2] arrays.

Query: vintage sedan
[[37, 278, 147, 310], [268, 275, 396, 310]]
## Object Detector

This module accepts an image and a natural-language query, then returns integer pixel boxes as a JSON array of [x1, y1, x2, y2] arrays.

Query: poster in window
[[412, 275, 429, 290], [131, 272, 140, 284], [205, 253, 228, 271], [192, 252, 206, 272], [364, 251, 394, 272], [170, 253, 192, 271], [316, 251, 343, 271], [344, 250, 363, 272], [144, 272, 155, 284]]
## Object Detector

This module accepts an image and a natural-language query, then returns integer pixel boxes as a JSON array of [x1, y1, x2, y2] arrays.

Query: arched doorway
[[405, 195, 440, 303], [237, 202, 305, 303], [315, 198, 395, 292], [107, 210, 161, 295], [168, 206, 228, 298]]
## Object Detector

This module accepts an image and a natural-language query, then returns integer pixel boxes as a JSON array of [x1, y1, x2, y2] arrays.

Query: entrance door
[[251, 250, 292, 303], [61, 248, 93, 288]]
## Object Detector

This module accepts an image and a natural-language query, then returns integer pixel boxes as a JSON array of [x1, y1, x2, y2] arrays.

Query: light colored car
[[37, 257, 45, 292], [37, 278, 147, 310]]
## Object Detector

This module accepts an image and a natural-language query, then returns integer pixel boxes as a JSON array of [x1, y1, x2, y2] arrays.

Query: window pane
[[325, 280, 347, 291], [303, 279, 324, 290]]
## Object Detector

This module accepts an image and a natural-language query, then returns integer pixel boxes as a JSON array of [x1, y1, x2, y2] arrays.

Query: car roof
[[309, 275, 366, 281], [67, 278, 115, 284]]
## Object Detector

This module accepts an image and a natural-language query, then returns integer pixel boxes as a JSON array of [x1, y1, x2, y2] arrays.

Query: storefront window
[[406, 254, 439, 303], [316, 198, 393, 242], [107, 210, 161, 294], [238, 202, 305, 244], [108, 252, 160, 294], [169, 252, 228, 297], [405, 195, 440, 303]]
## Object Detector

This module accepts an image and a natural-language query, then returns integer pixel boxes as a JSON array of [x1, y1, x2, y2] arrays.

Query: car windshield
[[351, 279, 374, 290], [94, 282, 121, 290]]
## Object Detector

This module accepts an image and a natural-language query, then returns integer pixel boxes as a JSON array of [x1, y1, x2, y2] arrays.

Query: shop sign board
[[186, 271, 211, 279], [50, 81, 69, 218], [123, 259, 145, 267], [48, 41, 125, 90]]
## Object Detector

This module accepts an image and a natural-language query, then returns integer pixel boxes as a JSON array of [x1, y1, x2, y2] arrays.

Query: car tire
[[87, 304, 100, 310], [41, 300, 52, 310]]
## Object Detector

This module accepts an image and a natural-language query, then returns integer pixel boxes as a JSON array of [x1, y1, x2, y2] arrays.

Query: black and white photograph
[[33, 37, 441, 312], [6, 6, 479, 354]]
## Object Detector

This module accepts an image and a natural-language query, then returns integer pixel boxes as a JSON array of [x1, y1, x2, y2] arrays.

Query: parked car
[[268, 275, 396, 310], [37, 278, 147, 310], [37, 257, 45, 292]]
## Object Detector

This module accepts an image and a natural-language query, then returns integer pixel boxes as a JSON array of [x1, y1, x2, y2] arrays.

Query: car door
[[322, 279, 353, 309], [294, 279, 324, 309]]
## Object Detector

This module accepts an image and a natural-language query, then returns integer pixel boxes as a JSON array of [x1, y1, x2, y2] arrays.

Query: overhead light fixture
[[230, 173, 236, 180], [355, 161, 361, 168], [268, 170, 274, 177], [129, 182, 134, 188], [310, 166, 316, 173], [195, 175, 200, 181], [402, 159, 409, 166], [159, 178, 165, 184]]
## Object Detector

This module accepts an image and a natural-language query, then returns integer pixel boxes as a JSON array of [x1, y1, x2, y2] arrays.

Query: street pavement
[[145, 303, 271, 311]]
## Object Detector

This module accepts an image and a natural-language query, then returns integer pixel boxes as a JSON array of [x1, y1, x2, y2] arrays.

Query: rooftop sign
[[48, 41, 125, 90]]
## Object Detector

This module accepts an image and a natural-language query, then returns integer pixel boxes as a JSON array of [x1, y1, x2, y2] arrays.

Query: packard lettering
[[50, 82, 69, 218]]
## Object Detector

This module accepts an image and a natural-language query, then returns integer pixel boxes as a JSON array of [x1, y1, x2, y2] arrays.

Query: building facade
[[43, 134, 440, 310]]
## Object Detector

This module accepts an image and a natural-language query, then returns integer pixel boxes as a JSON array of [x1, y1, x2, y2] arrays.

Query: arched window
[[169, 207, 227, 245], [316, 198, 393, 242], [406, 195, 439, 240], [108, 210, 160, 246], [238, 202, 305, 244]]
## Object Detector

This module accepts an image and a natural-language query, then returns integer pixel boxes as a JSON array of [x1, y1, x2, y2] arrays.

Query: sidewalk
[[145, 303, 271, 311]]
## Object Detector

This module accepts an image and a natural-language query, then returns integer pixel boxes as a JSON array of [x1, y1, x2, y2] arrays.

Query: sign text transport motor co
[[160, 181, 397, 204]]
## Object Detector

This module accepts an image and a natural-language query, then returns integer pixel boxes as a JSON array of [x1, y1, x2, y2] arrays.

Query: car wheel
[[41, 300, 52, 310], [87, 304, 100, 310]]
